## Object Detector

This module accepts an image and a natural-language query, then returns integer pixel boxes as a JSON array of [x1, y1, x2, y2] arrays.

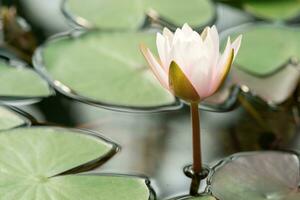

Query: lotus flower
[[140, 23, 242, 103]]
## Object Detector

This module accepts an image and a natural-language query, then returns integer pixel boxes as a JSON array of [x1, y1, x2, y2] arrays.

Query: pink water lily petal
[[205, 26, 220, 89], [231, 35, 242, 59], [140, 23, 242, 102], [182, 23, 194, 38], [163, 27, 174, 43], [140, 44, 169, 89], [217, 37, 232, 73], [208, 37, 233, 94], [172, 28, 184, 45], [156, 33, 168, 70], [161, 28, 174, 72], [189, 56, 211, 98], [210, 25, 220, 67]]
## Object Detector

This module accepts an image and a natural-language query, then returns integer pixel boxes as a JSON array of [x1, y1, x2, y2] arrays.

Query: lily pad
[[232, 62, 300, 104], [0, 60, 51, 101], [226, 24, 300, 76], [145, 0, 215, 29], [209, 151, 300, 200], [64, 0, 215, 30], [169, 195, 217, 200], [0, 106, 26, 130], [35, 31, 178, 110], [244, 0, 300, 21], [0, 127, 152, 200]]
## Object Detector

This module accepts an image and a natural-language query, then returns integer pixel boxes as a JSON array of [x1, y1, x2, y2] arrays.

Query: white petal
[[207, 25, 220, 76], [203, 28, 215, 58], [163, 27, 174, 44], [210, 25, 220, 57], [173, 28, 184, 45], [169, 40, 187, 73], [189, 57, 212, 98], [231, 35, 242, 59], [170, 35, 204, 75], [216, 37, 231, 74], [156, 32, 168, 70], [140, 44, 169, 89], [208, 37, 233, 93], [182, 23, 194, 37]]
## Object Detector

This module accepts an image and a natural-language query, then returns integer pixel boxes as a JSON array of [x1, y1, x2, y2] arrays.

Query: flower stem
[[190, 102, 202, 174]]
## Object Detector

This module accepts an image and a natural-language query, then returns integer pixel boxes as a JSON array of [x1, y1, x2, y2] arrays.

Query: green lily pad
[[0, 61, 51, 100], [244, 0, 300, 21], [145, 0, 215, 29], [0, 106, 26, 130], [35, 31, 177, 110], [232, 63, 300, 104], [0, 127, 152, 199], [169, 195, 217, 200], [228, 24, 300, 76], [210, 151, 300, 200], [64, 0, 215, 30]]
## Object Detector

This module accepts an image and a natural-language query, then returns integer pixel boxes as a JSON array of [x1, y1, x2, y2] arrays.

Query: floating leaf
[[244, 0, 300, 21], [0, 61, 51, 100], [232, 63, 300, 104], [64, 0, 215, 30], [210, 151, 300, 200], [221, 25, 300, 104], [36, 175, 151, 200], [227, 24, 300, 76], [0, 127, 152, 200], [169, 195, 217, 200], [0, 127, 116, 175], [0, 106, 25, 130], [35, 31, 178, 110], [145, 0, 215, 29], [65, 0, 144, 30]]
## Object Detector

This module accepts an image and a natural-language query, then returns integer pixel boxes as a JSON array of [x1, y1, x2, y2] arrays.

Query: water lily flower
[[140, 24, 242, 192], [140, 23, 242, 103]]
